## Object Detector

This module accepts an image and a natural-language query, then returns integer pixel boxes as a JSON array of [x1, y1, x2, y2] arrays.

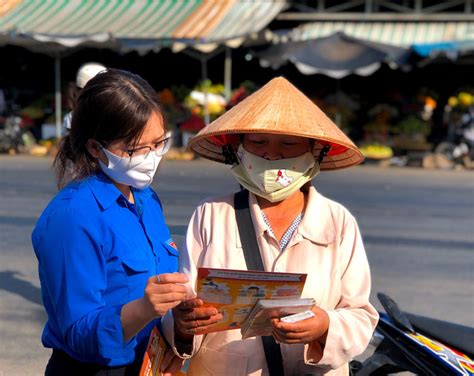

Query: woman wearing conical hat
[[162, 77, 378, 375]]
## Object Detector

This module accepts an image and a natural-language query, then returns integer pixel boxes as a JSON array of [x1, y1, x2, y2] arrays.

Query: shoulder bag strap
[[234, 190, 284, 376]]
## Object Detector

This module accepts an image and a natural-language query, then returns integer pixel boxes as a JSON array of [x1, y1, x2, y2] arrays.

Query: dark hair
[[64, 81, 79, 111], [54, 69, 164, 188]]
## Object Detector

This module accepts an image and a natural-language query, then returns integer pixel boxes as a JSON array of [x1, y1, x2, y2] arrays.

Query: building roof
[[278, 21, 474, 47], [0, 0, 287, 53]]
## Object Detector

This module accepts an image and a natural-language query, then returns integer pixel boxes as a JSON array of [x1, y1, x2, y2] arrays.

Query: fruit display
[[360, 144, 394, 160], [448, 91, 473, 108], [183, 80, 227, 119]]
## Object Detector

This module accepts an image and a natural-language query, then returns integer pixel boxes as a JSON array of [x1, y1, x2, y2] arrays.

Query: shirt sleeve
[[162, 205, 205, 359], [33, 206, 136, 365], [304, 214, 379, 369]]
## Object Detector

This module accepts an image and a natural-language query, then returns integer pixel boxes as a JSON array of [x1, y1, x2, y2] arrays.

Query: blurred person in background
[[32, 69, 186, 375], [164, 77, 378, 376], [62, 62, 106, 136]]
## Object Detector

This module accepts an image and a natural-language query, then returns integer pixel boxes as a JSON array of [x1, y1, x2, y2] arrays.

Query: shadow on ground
[[364, 235, 474, 251], [0, 270, 42, 306]]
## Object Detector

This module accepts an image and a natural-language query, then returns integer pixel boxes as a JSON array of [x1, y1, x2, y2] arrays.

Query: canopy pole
[[54, 56, 62, 139], [335, 79, 342, 127], [224, 46, 232, 101], [201, 55, 210, 125]]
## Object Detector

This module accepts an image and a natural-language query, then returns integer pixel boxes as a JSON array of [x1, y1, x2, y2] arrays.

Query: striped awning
[[0, 0, 287, 53], [278, 21, 474, 48]]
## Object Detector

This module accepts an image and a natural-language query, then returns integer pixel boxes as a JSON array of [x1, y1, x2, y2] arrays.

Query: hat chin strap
[[318, 145, 331, 165], [222, 144, 238, 165]]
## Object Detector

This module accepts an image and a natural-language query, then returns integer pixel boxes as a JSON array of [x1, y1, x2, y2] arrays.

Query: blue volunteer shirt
[[32, 172, 178, 366]]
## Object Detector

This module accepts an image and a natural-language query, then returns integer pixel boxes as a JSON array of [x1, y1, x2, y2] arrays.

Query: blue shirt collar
[[132, 185, 154, 204], [86, 173, 154, 210], [86, 173, 123, 210]]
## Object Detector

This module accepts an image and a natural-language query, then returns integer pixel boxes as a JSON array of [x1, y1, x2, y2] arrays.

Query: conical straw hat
[[188, 77, 364, 170]]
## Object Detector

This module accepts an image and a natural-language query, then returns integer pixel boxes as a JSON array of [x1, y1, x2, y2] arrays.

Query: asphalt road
[[1, 155, 473, 375]]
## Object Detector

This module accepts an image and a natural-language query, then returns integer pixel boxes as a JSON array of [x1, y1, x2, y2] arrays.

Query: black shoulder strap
[[234, 190, 265, 271], [234, 190, 284, 376]]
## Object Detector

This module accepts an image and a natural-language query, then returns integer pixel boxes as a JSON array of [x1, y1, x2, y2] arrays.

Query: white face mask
[[99, 147, 162, 189]]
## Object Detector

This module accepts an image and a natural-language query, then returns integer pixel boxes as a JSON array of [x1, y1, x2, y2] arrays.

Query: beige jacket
[[162, 187, 378, 375]]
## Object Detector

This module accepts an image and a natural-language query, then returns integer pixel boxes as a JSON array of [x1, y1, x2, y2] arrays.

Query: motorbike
[[0, 111, 36, 153], [435, 109, 474, 169], [351, 293, 474, 375]]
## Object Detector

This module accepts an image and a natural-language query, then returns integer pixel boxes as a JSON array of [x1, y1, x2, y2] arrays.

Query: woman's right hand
[[173, 298, 223, 338], [121, 273, 189, 342], [142, 273, 189, 319]]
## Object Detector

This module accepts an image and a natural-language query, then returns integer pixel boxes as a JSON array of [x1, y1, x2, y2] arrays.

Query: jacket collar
[[249, 192, 270, 238], [247, 186, 336, 246], [298, 186, 336, 245]]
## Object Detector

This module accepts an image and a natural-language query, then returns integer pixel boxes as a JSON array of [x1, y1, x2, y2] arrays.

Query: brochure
[[139, 327, 168, 376], [196, 267, 307, 334], [139, 327, 187, 376], [240, 298, 316, 339]]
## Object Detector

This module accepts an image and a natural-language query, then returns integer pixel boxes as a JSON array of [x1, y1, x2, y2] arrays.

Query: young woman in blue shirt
[[32, 69, 187, 375]]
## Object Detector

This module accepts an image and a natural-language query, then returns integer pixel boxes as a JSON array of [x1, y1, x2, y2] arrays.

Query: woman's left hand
[[271, 306, 330, 344]]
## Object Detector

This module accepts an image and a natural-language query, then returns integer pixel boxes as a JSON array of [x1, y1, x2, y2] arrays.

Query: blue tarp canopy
[[412, 41, 474, 57]]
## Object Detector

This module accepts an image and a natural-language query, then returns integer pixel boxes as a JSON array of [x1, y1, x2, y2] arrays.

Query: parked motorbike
[[0, 111, 36, 153], [351, 293, 474, 375], [435, 109, 474, 169]]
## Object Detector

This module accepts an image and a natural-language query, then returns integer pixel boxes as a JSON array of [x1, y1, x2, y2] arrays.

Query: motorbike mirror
[[377, 292, 415, 333]]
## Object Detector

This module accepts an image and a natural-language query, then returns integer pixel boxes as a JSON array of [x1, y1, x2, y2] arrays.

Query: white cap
[[76, 62, 106, 88]]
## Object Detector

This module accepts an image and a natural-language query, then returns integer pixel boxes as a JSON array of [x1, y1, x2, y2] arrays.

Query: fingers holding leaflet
[[271, 306, 329, 344], [173, 299, 223, 336], [143, 274, 189, 318], [154, 272, 189, 285]]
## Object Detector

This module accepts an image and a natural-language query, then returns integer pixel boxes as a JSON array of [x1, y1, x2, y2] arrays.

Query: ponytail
[[53, 134, 98, 189], [54, 135, 81, 189]]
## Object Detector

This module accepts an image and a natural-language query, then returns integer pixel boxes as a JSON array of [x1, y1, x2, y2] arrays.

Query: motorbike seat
[[406, 313, 474, 358]]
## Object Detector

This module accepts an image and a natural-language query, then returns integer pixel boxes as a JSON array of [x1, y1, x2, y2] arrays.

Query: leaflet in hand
[[240, 298, 316, 339], [140, 327, 187, 376], [196, 267, 307, 334], [139, 327, 168, 376]]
